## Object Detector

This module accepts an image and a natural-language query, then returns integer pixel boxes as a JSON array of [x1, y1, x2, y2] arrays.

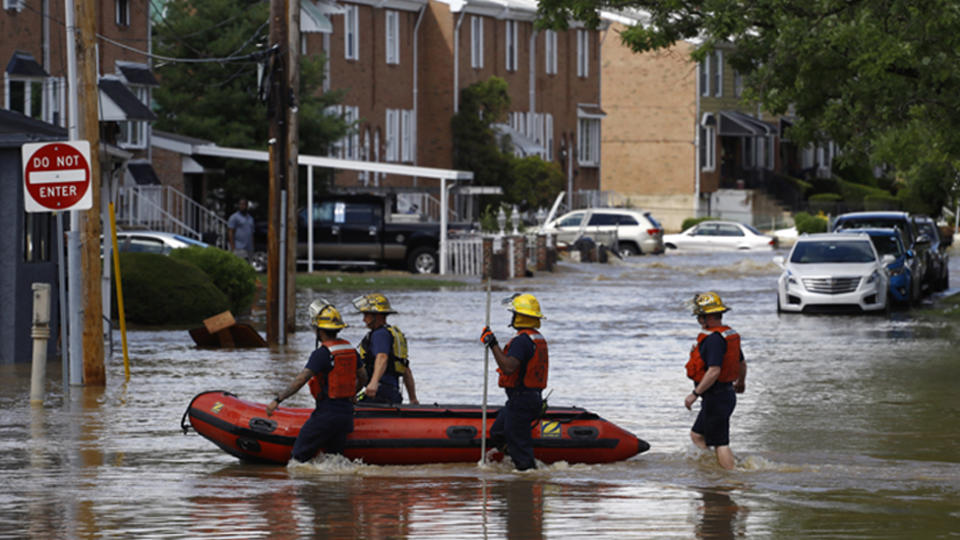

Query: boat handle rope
[[181, 390, 237, 434]]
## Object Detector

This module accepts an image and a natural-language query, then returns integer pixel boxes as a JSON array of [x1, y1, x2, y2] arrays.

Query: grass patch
[[294, 271, 472, 290], [914, 291, 960, 322]]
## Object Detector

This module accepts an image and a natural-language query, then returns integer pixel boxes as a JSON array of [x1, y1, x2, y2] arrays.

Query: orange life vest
[[498, 329, 548, 389], [308, 339, 359, 400], [685, 325, 741, 384]]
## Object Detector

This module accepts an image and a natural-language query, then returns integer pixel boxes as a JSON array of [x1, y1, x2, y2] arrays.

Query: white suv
[[773, 232, 894, 314], [543, 208, 665, 256]]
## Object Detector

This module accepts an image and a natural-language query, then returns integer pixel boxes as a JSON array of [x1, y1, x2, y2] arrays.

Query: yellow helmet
[[692, 292, 730, 316], [352, 293, 396, 314], [308, 299, 347, 330], [504, 293, 545, 328]]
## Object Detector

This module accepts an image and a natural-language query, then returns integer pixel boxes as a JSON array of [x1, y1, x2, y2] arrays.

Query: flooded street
[[2, 250, 959, 538]]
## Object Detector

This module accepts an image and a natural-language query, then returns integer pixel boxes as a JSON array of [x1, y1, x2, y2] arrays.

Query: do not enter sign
[[22, 140, 92, 212]]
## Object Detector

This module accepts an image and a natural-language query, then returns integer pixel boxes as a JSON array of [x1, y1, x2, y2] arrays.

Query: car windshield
[[835, 218, 912, 242], [742, 223, 763, 235], [868, 235, 903, 257], [790, 240, 877, 263]]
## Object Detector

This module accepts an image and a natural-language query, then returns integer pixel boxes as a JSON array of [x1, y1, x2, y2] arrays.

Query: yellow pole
[[108, 203, 130, 380]]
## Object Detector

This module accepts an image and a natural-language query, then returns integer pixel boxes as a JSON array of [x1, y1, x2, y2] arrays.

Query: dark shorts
[[291, 400, 354, 462], [691, 384, 736, 447]]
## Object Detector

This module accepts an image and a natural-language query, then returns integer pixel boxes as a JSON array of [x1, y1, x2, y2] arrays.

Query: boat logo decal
[[540, 420, 561, 439], [212, 402, 224, 414]]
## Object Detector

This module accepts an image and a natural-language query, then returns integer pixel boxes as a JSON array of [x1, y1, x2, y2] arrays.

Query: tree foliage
[[452, 77, 564, 211], [152, 0, 349, 211], [536, 0, 960, 214]]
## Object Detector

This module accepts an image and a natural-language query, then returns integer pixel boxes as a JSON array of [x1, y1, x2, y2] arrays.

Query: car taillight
[[647, 228, 661, 236]]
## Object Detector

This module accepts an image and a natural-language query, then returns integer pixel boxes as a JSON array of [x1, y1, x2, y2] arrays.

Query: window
[[344, 4, 359, 60], [544, 30, 557, 74], [3, 0, 25, 11], [385, 108, 400, 161], [577, 117, 600, 166], [557, 212, 585, 227], [545, 113, 554, 161], [505, 21, 518, 72], [588, 213, 620, 226], [45, 77, 63, 126], [713, 50, 723, 97], [385, 10, 399, 65], [700, 122, 716, 171], [115, 0, 130, 26], [766, 135, 775, 170], [717, 224, 744, 237], [6, 77, 44, 118], [328, 105, 359, 159], [24, 213, 52, 263], [471, 16, 484, 69], [577, 29, 589, 78], [119, 85, 149, 148], [700, 55, 711, 96], [400, 109, 415, 162], [733, 70, 743, 97]]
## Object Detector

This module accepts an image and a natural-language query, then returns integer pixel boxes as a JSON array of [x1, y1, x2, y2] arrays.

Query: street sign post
[[22, 140, 92, 213]]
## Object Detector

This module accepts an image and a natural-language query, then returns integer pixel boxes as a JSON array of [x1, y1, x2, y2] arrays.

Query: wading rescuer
[[266, 300, 367, 463], [353, 293, 419, 404], [684, 292, 747, 470], [480, 293, 549, 471]]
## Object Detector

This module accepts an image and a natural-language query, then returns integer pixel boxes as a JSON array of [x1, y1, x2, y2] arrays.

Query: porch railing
[[115, 185, 228, 249]]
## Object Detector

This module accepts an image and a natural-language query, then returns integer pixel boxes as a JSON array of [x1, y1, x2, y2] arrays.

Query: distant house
[[599, 12, 833, 230]]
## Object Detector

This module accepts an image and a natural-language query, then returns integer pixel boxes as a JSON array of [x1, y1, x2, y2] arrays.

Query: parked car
[[860, 228, 916, 307], [773, 232, 894, 314], [542, 208, 664, 256], [663, 220, 777, 251], [912, 215, 950, 291], [108, 230, 210, 255], [830, 211, 926, 301]]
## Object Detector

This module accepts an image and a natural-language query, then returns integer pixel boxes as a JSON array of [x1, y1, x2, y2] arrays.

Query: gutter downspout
[[528, 28, 537, 123], [413, 4, 425, 170], [598, 26, 606, 192], [453, 11, 466, 113], [694, 59, 701, 218]]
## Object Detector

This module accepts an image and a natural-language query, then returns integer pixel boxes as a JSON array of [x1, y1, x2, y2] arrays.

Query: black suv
[[913, 215, 951, 291], [831, 211, 929, 301]]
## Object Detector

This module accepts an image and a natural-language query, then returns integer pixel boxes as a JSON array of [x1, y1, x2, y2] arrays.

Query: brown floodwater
[[2, 250, 958, 538]]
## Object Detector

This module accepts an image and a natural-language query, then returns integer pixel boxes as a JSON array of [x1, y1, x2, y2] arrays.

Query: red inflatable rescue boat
[[182, 390, 649, 465]]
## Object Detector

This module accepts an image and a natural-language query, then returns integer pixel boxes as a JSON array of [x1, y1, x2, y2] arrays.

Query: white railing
[[447, 235, 484, 275], [115, 185, 228, 249]]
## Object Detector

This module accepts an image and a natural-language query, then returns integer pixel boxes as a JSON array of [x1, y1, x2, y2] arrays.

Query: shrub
[[864, 193, 900, 211], [794, 212, 828, 234], [680, 216, 717, 230], [116, 253, 229, 325], [808, 192, 842, 215], [170, 246, 257, 314]]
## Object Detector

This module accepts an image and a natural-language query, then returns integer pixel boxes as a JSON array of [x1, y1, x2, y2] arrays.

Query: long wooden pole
[[479, 277, 492, 465], [76, 0, 104, 384], [284, 0, 300, 338], [266, 0, 287, 344]]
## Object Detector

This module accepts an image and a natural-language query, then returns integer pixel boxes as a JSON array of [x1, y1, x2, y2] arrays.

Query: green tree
[[452, 77, 564, 210], [536, 0, 960, 215], [152, 0, 349, 210]]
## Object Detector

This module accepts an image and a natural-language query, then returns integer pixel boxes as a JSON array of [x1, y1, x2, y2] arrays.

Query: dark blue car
[[862, 228, 914, 307]]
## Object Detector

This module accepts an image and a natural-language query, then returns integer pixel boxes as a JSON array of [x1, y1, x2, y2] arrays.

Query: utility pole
[[75, 0, 105, 384], [267, 0, 299, 344], [284, 0, 300, 338]]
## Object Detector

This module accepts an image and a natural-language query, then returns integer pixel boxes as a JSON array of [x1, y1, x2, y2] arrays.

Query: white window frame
[[545, 113, 554, 160], [344, 4, 359, 61], [471, 16, 484, 69], [328, 105, 359, 159], [700, 115, 716, 171], [544, 30, 557, 75], [400, 109, 415, 162], [5, 74, 45, 119], [713, 50, 723, 97], [700, 55, 711, 96], [115, 0, 130, 26], [385, 10, 399, 65], [385, 108, 400, 162], [119, 85, 149, 149], [44, 77, 64, 126], [733, 70, 743, 98], [505, 20, 518, 72], [577, 29, 589, 78], [577, 117, 600, 166]]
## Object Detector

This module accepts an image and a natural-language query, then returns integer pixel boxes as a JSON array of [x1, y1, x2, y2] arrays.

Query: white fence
[[446, 235, 484, 275], [115, 185, 228, 248]]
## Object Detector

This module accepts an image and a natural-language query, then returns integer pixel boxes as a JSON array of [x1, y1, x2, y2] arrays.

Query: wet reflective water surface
[[2, 251, 959, 538]]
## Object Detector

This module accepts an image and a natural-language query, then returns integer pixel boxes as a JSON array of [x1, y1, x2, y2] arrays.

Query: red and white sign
[[22, 140, 92, 212]]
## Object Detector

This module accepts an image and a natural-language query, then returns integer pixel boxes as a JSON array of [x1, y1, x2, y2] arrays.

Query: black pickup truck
[[254, 194, 465, 273]]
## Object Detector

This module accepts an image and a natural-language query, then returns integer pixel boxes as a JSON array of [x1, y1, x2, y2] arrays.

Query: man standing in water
[[480, 293, 548, 471], [227, 198, 255, 262], [266, 300, 367, 462], [684, 292, 747, 470], [353, 293, 419, 404]]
